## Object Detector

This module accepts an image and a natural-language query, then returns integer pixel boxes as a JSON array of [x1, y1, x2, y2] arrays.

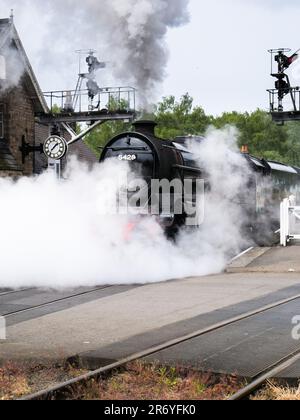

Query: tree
[[84, 96, 132, 156], [285, 122, 300, 166], [214, 109, 290, 162], [83, 93, 300, 167], [84, 121, 131, 157], [154, 93, 212, 139]]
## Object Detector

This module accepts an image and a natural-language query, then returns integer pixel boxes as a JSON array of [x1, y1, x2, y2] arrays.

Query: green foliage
[[84, 121, 131, 157], [154, 93, 213, 139], [84, 96, 131, 156], [84, 93, 300, 167], [214, 109, 291, 163], [285, 122, 300, 166], [158, 367, 180, 389], [51, 104, 61, 114], [107, 96, 129, 112]]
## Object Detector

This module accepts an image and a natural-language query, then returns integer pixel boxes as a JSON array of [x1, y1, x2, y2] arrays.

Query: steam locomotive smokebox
[[133, 120, 157, 136]]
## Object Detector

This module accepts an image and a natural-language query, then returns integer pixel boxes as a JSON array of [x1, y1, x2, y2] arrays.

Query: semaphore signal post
[[268, 48, 300, 124]]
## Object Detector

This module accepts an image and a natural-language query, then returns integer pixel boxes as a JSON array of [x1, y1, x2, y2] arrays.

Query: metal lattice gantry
[[31, 51, 138, 178], [37, 86, 137, 124], [37, 50, 137, 124], [268, 86, 300, 123]]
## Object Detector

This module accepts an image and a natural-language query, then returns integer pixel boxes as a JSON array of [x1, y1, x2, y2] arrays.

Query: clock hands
[[51, 143, 60, 153], [44, 136, 68, 160]]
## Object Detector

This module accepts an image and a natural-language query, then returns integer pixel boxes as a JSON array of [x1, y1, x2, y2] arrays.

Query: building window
[[0, 104, 4, 139]]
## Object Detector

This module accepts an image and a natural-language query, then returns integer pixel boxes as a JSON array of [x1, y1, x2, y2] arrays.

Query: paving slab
[[227, 246, 300, 273], [227, 248, 270, 273], [1, 272, 300, 367], [79, 282, 300, 372], [1, 285, 138, 327], [144, 299, 300, 379], [278, 359, 300, 381]]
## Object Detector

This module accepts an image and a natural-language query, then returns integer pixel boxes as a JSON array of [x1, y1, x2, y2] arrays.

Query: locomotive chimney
[[133, 120, 157, 136]]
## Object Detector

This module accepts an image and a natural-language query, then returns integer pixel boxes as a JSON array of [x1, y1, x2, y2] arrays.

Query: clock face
[[43, 136, 68, 160]]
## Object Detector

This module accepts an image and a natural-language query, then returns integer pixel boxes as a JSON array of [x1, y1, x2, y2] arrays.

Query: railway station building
[[0, 17, 97, 178]]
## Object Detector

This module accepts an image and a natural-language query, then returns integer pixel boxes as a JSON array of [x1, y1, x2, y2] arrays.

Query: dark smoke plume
[[0, 0, 190, 107]]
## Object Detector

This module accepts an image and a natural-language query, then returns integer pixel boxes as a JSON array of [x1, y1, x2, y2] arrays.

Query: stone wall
[[0, 170, 20, 178], [0, 84, 98, 177], [6, 84, 36, 176]]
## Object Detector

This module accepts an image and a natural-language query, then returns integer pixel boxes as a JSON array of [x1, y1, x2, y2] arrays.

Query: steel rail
[[229, 350, 300, 400], [2, 285, 113, 318], [0, 288, 34, 297], [20, 293, 300, 400]]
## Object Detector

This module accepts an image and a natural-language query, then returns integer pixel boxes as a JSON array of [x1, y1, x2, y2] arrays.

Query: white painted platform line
[[230, 247, 254, 264], [0, 316, 6, 340]]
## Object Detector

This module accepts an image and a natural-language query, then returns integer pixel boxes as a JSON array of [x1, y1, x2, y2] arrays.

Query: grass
[[252, 380, 300, 401], [4, 361, 298, 400], [0, 361, 87, 400], [69, 362, 242, 400]]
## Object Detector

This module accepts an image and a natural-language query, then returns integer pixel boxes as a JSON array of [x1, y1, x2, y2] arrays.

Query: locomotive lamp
[[241, 145, 249, 154]]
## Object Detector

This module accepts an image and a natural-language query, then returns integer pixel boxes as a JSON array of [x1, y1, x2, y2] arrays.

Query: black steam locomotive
[[100, 120, 300, 242]]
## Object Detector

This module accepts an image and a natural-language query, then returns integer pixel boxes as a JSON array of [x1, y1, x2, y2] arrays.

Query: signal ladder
[[280, 195, 300, 246]]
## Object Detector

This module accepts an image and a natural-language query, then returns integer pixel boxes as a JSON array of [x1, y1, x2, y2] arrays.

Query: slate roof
[[0, 17, 48, 113], [0, 17, 48, 172], [0, 16, 98, 174]]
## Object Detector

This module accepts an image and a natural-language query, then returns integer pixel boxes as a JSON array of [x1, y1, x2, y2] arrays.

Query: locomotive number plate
[[118, 154, 137, 161]]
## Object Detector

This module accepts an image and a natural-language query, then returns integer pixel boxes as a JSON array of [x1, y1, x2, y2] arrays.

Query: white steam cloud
[[0, 128, 250, 289], [0, 0, 190, 106], [0, 26, 25, 90]]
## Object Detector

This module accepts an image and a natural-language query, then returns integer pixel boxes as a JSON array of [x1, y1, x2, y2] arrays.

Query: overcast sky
[[163, 0, 300, 115], [3, 0, 300, 115]]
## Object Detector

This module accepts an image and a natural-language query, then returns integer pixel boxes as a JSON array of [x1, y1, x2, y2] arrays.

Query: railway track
[[229, 351, 300, 400], [0, 288, 34, 297], [2, 285, 113, 319], [19, 292, 300, 400]]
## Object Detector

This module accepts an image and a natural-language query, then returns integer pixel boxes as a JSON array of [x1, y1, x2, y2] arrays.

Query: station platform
[[227, 245, 300, 274], [0, 246, 300, 381]]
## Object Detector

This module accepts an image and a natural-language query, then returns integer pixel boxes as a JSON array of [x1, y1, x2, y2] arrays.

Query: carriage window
[[0, 104, 4, 139]]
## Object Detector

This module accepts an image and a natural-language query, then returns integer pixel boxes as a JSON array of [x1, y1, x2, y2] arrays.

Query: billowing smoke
[[181, 125, 251, 258], [0, 0, 190, 106], [0, 27, 25, 90], [0, 127, 250, 289]]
